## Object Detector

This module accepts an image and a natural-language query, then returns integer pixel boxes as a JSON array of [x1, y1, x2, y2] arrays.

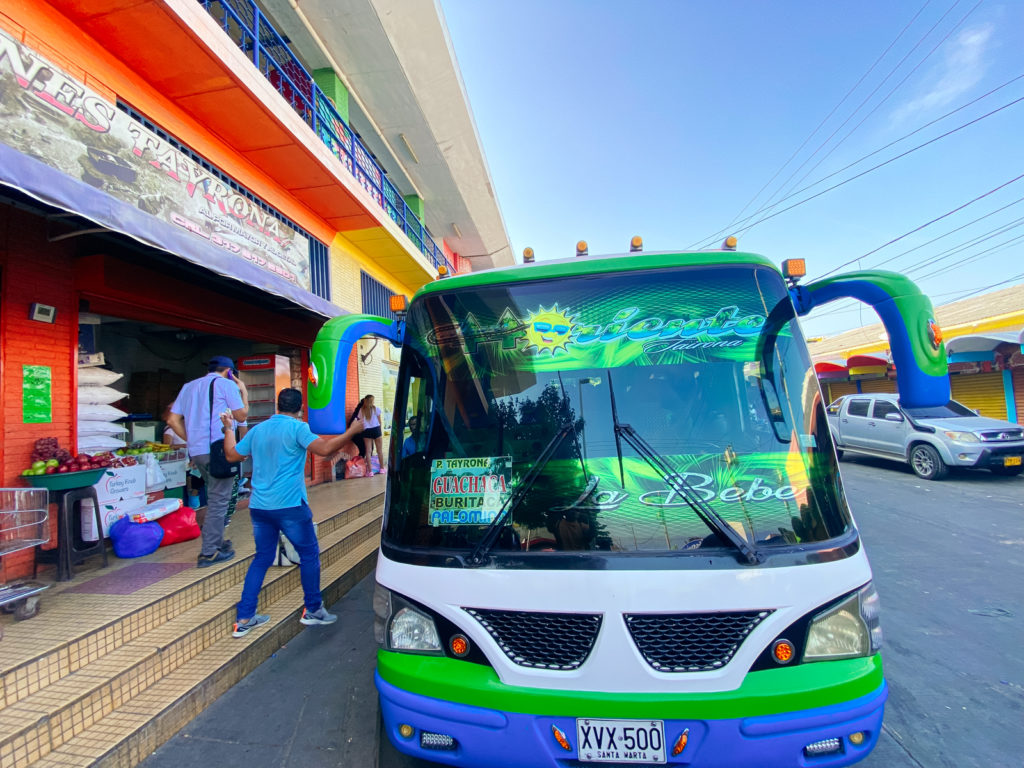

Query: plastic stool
[[35, 486, 108, 581]]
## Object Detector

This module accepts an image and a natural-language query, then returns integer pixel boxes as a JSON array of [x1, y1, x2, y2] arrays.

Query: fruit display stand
[[27, 469, 108, 582], [0, 488, 50, 625]]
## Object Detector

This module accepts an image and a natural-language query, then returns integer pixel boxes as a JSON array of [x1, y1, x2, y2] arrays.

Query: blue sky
[[438, 0, 1024, 338]]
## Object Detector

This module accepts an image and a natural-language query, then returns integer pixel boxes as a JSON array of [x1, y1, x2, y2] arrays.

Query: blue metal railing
[[198, 0, 454, 274]]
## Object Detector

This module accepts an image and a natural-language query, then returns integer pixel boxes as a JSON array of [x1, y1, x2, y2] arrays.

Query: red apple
[[57, 465, 69, 473], [45, 466, 57, 474]]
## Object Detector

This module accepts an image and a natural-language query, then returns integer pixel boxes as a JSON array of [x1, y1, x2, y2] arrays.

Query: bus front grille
[[624, 610, 774, 672], [464, 608, 602, 670]]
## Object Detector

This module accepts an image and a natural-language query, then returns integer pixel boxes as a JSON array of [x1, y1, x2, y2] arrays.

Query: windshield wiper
[[606, 371, 761, 565], [465, 423, 573, 567]]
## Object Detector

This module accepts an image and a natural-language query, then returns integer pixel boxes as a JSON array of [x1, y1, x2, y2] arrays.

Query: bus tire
[[910, 444, 948, 480]]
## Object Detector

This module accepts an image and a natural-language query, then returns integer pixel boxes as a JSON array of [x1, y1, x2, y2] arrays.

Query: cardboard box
[[81, 494, 146, 540], [160, 459, 187, 489], [146, 490, 164, 504], [92, 464, 147, 504]]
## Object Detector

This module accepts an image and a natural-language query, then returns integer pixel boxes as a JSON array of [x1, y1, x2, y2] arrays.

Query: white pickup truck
[[826, 392, 1024, 480]]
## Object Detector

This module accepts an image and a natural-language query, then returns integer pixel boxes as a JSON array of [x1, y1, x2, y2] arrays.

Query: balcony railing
[[197, 0, 454, 274]]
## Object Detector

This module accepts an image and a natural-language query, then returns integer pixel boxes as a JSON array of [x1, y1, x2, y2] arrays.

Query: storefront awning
[[945, 329, 1024, 354], [0, 144, 340, 319], [813, 359, 849, 378]]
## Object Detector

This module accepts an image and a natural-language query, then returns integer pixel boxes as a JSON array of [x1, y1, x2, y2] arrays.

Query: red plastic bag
[[158, 505, 201, 546], [344, 456, 367, 479]]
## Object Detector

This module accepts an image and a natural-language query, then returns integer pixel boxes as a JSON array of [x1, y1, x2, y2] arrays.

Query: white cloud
[[890, 23, 994, 125]]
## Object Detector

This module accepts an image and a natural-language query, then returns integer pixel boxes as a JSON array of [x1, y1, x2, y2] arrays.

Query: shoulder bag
[[208, 379, 240, 479]]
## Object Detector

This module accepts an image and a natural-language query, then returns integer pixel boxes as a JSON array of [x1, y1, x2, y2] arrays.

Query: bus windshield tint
[[384, 265, 851, 561]]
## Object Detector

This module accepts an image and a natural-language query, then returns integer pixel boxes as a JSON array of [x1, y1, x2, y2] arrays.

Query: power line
[[694, 78, 1024, 249], [717, 0, 934, 235], [772, 0, 984, 208], [810, 173, 1024, 280], [693, 94, 1024, 251]]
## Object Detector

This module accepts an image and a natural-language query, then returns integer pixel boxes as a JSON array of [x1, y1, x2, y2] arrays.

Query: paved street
[[143, 458, 1024, 768]]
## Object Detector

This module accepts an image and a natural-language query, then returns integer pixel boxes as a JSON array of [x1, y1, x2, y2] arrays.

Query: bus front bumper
[[376, 672, 887, 768]]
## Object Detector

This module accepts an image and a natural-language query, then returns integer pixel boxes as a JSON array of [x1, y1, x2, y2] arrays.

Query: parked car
[[826, 392, 1024, 480]]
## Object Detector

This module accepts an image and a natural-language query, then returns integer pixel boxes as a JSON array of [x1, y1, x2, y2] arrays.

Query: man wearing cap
[[166, 356, 249, 567]]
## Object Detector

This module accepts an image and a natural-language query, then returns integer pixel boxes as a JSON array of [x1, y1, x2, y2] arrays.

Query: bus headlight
[[804, 583, 881, 661], [389, 603, 442, 653]]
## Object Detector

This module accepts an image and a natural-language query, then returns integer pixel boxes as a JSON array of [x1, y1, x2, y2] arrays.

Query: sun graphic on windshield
[[523, 306, 575, 354]]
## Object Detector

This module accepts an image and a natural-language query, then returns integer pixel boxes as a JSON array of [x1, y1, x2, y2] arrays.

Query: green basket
[[23, 468, 106, 491]]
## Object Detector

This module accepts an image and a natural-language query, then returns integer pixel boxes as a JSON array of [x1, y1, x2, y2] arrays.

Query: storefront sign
[[0, 30, 311, 289], [22, 365, 52, 423]]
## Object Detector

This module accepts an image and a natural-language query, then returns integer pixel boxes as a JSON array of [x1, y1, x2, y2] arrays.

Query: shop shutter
[[859, 378, 897, 394], [1012, 368, 1024, 424], [950, 372, 1008, 421], [826, 381, 858, 403]]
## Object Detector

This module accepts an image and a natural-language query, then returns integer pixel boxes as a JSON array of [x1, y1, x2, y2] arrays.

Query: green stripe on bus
[[377, 652, 883, 719], [419, 251, 778, 297]]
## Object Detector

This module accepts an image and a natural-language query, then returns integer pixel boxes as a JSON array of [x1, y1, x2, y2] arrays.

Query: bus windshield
[[384, 264, 851, 563]]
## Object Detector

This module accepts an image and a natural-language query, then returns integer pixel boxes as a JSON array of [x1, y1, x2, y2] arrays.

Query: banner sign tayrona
[[0, 29, 311, 289]]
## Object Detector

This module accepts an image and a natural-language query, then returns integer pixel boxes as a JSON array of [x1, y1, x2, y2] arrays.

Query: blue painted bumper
[[376, 672, 887, 768]]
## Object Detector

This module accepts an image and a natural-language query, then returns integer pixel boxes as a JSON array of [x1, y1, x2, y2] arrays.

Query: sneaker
[[197, 549, 235, 568], [300, 604, 337, 626], [219, 539, 233, 552], [232, 614, 269, 638]]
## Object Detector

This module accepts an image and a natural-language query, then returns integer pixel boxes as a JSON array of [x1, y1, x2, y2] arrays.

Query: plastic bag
[[109, 517, 164, 558], [77, 385, 128, 405], [130, 497, 181, 523], [344, 456, 367, 479], [158, 505, 201, 546], [143, 453, 168, 490]]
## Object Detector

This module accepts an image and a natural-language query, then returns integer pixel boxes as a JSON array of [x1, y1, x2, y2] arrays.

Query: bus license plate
[[576, 718, 666, 764], [1005, 456, 1022, 467]]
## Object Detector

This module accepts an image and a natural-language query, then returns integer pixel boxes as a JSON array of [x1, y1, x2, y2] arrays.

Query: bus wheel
[[910, 444, 948, 480]]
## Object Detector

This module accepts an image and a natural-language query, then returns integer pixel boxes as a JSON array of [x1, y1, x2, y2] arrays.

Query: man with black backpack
[[166, 356, 249, 568], [220, 387, 364, 637]]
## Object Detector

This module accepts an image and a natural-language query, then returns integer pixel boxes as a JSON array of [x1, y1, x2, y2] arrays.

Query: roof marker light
[[781, 258, 806, 284], [630, 235, 643, 252], [389, 295, 408, 314], [576, 240, 588, 257], [723, 235, 738, 250], [523, 247, 535, 263], [436, 265, 449, 280]]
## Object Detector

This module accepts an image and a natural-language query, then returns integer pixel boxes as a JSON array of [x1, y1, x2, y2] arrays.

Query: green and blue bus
[[309, 244, 948, 768]]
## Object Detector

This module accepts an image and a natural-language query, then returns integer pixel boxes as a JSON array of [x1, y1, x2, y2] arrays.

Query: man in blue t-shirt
[[221, 388, 364, 637]]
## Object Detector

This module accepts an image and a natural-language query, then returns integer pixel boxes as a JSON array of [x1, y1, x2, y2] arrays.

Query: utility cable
[[717, 0, 934, 234], [809, 173, 1024, 280], [692, 72, 1019, 249], [694, 94, 1024, 251], [772, 0, 984, 207]]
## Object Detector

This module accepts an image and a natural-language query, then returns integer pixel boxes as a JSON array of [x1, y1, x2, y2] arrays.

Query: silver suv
[[826, 393, 1024, 480]]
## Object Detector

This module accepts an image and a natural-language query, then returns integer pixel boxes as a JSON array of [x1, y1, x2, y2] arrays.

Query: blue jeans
[[236, 502, 322, 621]]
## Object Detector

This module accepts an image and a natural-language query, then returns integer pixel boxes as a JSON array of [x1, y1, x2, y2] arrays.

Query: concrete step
[[27, 537, 380, 768], [0, 504, 382, 768], [0, 491, 381, 714]]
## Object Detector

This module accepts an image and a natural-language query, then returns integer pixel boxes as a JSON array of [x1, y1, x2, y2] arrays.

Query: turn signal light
[[576, 240, 589, 257], [523, 247, 535, 263], [772, 639, 795, 664], [630, 235, 643, 252], [450, 634, 470, 657], [671, 728, 690, 756], [389, 295, 408, 313], [551, 724, 572, 751]]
